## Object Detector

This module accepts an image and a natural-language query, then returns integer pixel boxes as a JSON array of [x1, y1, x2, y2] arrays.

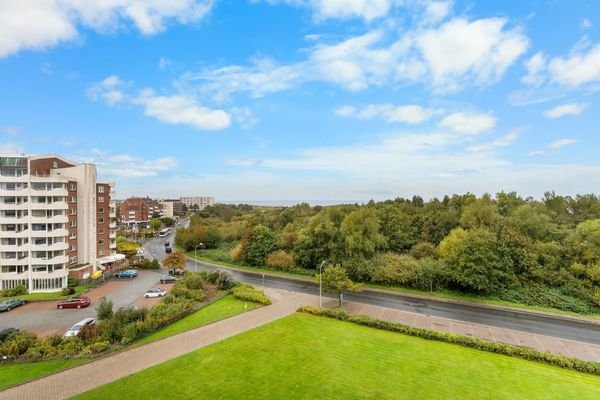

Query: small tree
[[163, 251, 187, 274], [96, 297, 114, 320], [149, 218, 162, 233], [320, 265, 361, 307]]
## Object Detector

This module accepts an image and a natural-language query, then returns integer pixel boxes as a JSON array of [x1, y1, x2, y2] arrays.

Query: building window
[[69, 196, 77, 203], [69, 232, 76, 239], [70, 256, 78, 264], [98, 207, 104, 214], [69, 208, 77, 215], [69, 220, 77, 228], [52, 161, 58, 168], [98, 217, 105, 224], [69, 183, 76, 191], [98, 196, 105, 203], [69, 244, 77, 252], [99, 239, 105, 245], [98, 250, 105, 256], [98, 229, 105, 235], [98, 186, 104, 193]]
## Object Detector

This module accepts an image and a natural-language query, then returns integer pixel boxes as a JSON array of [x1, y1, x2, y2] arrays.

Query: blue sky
[[1, 0, 599, 202]]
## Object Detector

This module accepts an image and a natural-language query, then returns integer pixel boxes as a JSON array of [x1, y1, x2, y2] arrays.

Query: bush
[[266, 250, 295, 271], [297, 306, 600, 376], [96, 297, 114, 320], [231, 284, 271, 305], [62, 287, 75, 296], [138, 259, 160, 269], [201, 270, 235, 290], [4, 284, 27, 297], [67, 276, 78, 288], [88, 340, 110, 354]]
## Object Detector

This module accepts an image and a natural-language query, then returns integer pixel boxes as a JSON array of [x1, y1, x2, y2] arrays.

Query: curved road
[[146, 231, 600, 346]]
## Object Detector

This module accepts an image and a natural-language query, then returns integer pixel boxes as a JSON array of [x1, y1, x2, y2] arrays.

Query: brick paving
[[0, 289, 319, 400], [3, 288, 599, 399]]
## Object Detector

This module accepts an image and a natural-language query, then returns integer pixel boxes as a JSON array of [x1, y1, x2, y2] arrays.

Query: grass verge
[[73, 313, 600, 400], [0, 358, 89, 390], [135, 295, 260, 346], [0, 286, 88, 302]]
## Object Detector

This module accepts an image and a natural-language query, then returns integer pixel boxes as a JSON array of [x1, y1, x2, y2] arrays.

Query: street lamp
[[319, 260, 326, 308], [194, 242, 204, 272]]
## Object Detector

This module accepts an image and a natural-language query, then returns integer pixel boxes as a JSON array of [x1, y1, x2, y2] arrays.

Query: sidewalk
[[342, 301, 600, 362], [0, 289, 319, 400]]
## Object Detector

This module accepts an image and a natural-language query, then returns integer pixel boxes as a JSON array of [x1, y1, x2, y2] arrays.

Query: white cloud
[[548, 42, 600, 86], [527, 150, 547, 157], [548, 138, 577, 149], [73, 149, 178, 178], [260, 0, 392, 22], [467, 131, 520, 152], [2, 126, 22, 135], [0, 142, 25, 153], [134, 89, 231, 131], [86, 75, 126, 106], [158, 57, 172, 70], [422, 1, 453, 24], [544, 103, 587, 119], [337, 103, 437, 125], [438, 112, 496, 135], [0, 0, 214, 58], [581, 18, 593, 29], [521, 52, 546, 86], [416, 18, 529, 91]]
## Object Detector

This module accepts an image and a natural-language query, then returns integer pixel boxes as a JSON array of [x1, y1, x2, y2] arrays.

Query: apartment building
[[119, 197, 162, 226], [0, 154, 122, 293], [180, 196, 215, 210], [157, 199, 184, 218]]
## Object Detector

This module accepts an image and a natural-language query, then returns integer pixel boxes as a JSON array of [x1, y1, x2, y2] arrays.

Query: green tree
[[149, 217, 162, 233], [569, 219, 600, 264], [439, 227, 515, 293], [244, 225, 278, 266], [319, 265, 361, 306], [96, 297, 113, 320], [340, 207, 386, 259], [460, 196, 500, 229]]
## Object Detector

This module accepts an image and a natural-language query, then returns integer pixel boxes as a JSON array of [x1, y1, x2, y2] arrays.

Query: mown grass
[[74, 314, 600, 400], [135, 295, 260, 346], [0, 358, 89, 390]]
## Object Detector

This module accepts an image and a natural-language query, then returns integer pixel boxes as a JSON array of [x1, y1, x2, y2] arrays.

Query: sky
[[1, 0, 599, 203]]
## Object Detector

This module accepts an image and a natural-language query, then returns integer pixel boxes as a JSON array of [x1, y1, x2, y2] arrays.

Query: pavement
[[3, 286, 600, 399], [0, 270, 164, 336]]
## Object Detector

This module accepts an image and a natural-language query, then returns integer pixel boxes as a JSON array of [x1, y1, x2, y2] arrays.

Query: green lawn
[[135, 295, 260, 346], [0, 358, 89, 390], [73, 314, 600, 400], [0, 286, 88, 302]]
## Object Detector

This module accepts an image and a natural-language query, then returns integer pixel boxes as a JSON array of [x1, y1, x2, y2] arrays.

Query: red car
[[57, 297, 91, 309]]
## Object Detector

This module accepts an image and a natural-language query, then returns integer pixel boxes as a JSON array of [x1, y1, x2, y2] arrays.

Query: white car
[[144, 288, 167, 298], [64, 317, 96, 337]]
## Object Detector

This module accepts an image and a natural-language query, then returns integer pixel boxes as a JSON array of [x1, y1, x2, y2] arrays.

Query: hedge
[[297, 306, 600, 376], [232, 285, 271, 305]]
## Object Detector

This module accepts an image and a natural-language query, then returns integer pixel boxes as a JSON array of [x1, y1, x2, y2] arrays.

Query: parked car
[[114, 269, 138, 278], [165, 247, 172, 254], [164, 241, 170, 247], [144, 288, 167, 298], [64, 317, 96, 337], [57, 297, 91, 309], [168, 268, 184, 276], [159, 275, 178, 284], [0, 327, 20, 335], [0, 298, 26, 312]]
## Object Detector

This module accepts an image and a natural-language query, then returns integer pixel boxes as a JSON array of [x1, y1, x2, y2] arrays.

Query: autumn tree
[[320, 265, 361, 306], [163, 251, 187, 274]]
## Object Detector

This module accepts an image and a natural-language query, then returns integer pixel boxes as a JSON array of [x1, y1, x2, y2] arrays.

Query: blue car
[[114, 269, 138, 278]]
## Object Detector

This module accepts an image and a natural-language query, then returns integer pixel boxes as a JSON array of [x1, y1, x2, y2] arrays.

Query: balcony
[[0, 230, 29, 238], [0, 188, 29, 196], [30, 201, 68, 211], [30, 228, 68, 238], [0, 256, 29, 266], [31, 268, 69, 279], [30, 215, 68, 224], [32, 241, 69, 252], [0, 202, 29, 210], [31, 255, 69, 265], [0, 175, 28, 183]]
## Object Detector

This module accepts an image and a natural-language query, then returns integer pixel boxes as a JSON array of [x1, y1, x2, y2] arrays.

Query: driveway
[[0, 270, 164, 336]]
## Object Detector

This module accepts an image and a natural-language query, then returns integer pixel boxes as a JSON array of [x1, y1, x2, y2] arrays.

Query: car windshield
[[71, 325, 82, 330]]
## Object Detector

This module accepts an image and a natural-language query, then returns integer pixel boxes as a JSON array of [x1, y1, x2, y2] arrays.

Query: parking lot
[[0, 269, 171, 337]]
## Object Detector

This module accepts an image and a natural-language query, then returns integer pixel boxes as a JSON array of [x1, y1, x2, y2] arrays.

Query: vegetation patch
[[0, 358, 89, 390], [231, 284, 271, 305], [73, 314, 600, 400], [298, 306, 600, 376]]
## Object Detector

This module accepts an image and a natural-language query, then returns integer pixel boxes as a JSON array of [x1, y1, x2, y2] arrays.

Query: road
[[146, 230, 600, 346]]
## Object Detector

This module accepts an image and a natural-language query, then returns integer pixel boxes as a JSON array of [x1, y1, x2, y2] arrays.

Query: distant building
[[0, 154, 123, 293], [157, 199, 184, 218], [180, 196, 215, 210], [119, 197, 162, 226]]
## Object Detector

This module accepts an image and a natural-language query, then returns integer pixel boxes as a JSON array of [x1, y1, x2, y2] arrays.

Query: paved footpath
[[3, 289, 600, 399], [0, 289, 319, 400]]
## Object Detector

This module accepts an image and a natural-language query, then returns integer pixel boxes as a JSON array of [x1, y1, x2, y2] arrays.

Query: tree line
[[175, 192, 600, 313]]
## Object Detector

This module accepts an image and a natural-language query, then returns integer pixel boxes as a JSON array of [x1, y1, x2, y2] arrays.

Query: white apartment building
[[180, 196, 215, 210], [0, 154, 123, 293]]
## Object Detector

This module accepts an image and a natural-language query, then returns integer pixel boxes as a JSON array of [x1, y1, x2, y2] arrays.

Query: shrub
[[88, 340, 110, 354], [297, 306, 600, 376], [78, 324, 100, 343], [266, 250, 295, 271], [202, 270, 235, 290], [96, 297, 114, 320], [62, 287, 75, 296], [231, 284, 271, 305], [67, 276, 77, 288], [4, 284, 27, 297]]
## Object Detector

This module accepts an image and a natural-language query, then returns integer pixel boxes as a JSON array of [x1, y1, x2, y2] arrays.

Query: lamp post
[[194, 242, 204, 272], [319, 260, 326, 308]]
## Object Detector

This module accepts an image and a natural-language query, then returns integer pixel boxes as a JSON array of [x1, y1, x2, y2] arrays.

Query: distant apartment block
[[157, 199, 184, 218], [0, 154, 122, 293], [180, 196, 215, 210], [119, 197, 163, 226]]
